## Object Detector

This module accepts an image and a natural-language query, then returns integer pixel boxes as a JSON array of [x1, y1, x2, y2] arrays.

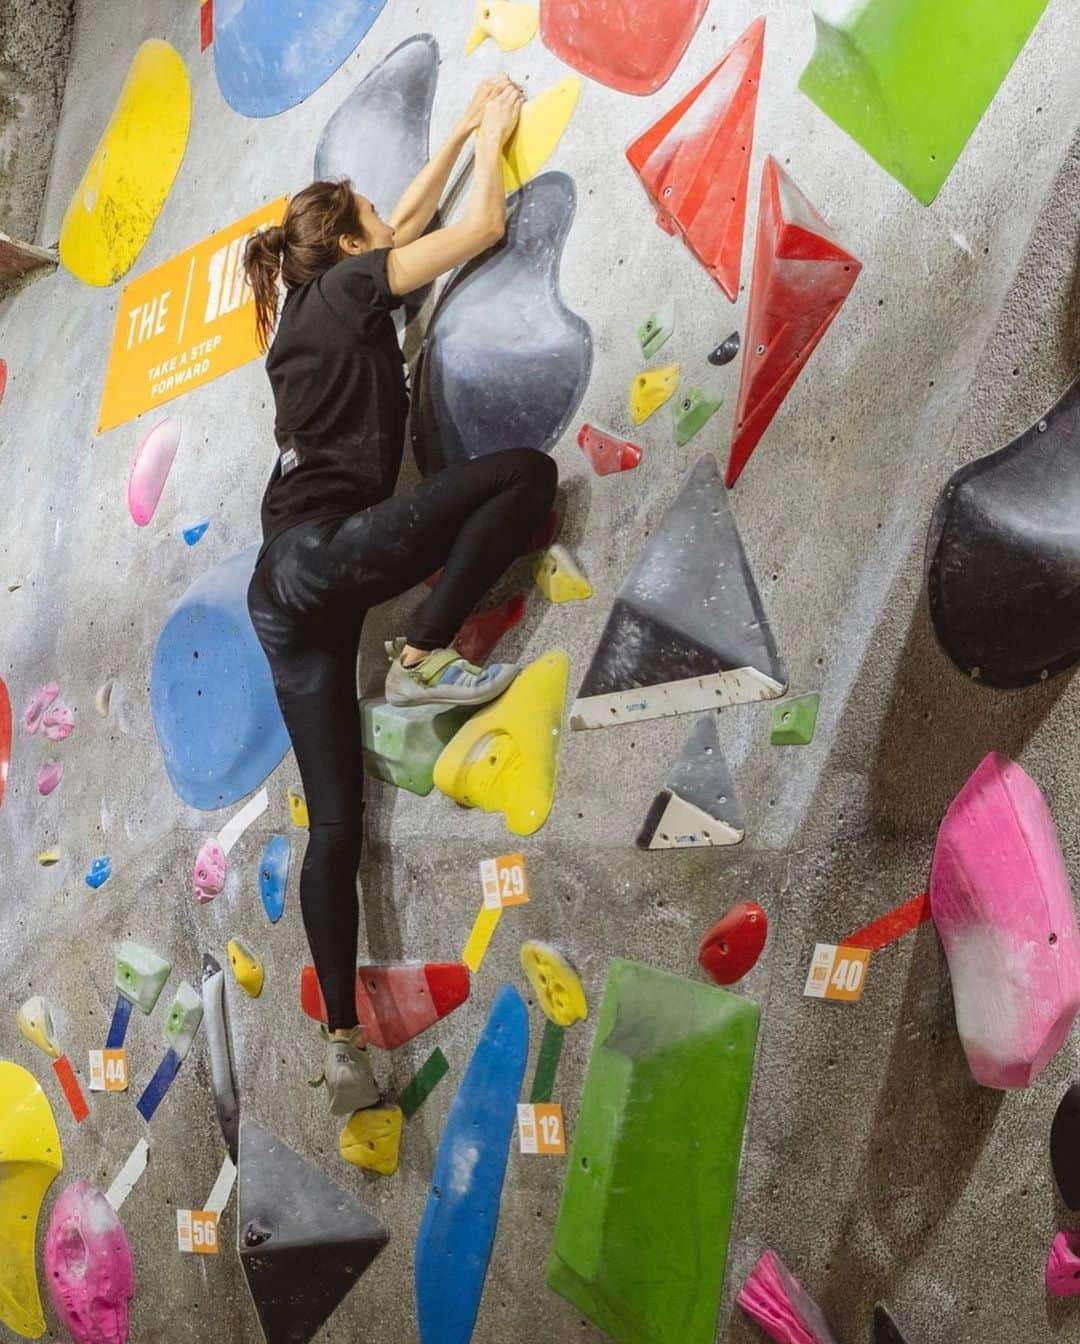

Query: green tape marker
[[530, 1020, 565, 1104], [399, 1047, 450, 1121]]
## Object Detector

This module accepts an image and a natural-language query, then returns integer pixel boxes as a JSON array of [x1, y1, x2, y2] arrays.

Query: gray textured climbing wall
[[3, 1, 1080, 1342]]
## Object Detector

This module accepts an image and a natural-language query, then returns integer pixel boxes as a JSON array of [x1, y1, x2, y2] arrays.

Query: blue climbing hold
[[85, 856, 113, 889], [182, 519, 210, 546], [258, 834, 290, 924], [150, 545, 289, 811], [415, 984, 528, 1344], [213, 0, 388, 118]]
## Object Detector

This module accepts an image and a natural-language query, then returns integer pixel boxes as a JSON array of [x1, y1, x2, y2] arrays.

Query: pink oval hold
[[37, 760, 64, 795], [1047, 1230, 1080, 1298], [45, 1180, 134, 1344], [23, 682, 59, 735], [128, 417, 182, 527], [42, 701, 75, 742], [193, 839, 227, 904]]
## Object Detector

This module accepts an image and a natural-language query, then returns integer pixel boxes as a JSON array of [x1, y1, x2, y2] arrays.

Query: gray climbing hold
[[200, 954, 239, 1165], [708, 331, 741, 366], [637, 714, 744, 849]]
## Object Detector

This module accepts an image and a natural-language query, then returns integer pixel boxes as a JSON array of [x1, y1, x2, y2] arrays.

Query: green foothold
[[163, 980, 203, 1059], [672, 387, 722, 446], [770, 693, 820, 746], [398, 1047, 450, 1121], [637, 300, 675, 360], [360, 697, 475, 797], [547, 959, 759, 1344], [799, 0, 1051, 205], [114, 941, 172, 1014], [530, 1019, 565, 1105]]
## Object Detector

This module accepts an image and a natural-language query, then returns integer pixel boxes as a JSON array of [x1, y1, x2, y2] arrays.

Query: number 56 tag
[[517, 1103, 565, 1155], [804, 944, 870, 1003], [177, 1209, 219, 1254]]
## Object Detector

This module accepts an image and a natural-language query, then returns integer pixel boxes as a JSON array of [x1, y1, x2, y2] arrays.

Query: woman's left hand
[[458, 74, 519, 134]]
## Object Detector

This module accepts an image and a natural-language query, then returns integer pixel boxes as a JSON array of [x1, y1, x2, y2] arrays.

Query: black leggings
[[247, 447, 558, 1030]]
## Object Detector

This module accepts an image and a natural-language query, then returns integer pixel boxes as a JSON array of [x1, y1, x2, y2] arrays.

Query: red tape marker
[[52, 1054, 89, 1123], [843, 892, 931, 952], [200, 0, 214, 52]]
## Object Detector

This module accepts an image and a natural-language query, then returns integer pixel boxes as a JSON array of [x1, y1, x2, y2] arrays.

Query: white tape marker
[[105, 1138, 149, 1210], [217, 788, 269, 857], [204, 1155, 237, 1217]]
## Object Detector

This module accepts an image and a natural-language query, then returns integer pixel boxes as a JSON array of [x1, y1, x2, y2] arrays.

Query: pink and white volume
[[930, 752, 1080, 1089], [45, 1181, 134, 1344]]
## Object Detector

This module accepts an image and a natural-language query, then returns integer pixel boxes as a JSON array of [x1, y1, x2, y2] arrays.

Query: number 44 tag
[[517, 1103, 566, 1155], [804, 944, 870, 1003]]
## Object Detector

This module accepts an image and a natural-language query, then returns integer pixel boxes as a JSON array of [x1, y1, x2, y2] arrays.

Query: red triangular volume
[[626, 17, 765, 302], [300, 961, 471, 1049], [727, 156, 861, 487]]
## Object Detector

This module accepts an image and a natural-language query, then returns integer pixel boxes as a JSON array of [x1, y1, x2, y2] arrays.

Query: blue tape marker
[[136, 1048, 182, 1122], [106, 995, 133, 1051]]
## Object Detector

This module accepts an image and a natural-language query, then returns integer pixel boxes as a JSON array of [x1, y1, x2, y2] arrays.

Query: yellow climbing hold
[[631, 364, 680, 425], [434, 650, 568, 836], [227, 938, 264, 998], [0, 1061, 63, 1339], [36, 850, 59, 868], [339, 1105, 403, 1176], [466, 0, 538, 53], [534, 544, 592, 604], [502, 78, 580, 194], [59, 40, 191, 286], [520, 941, 587, 1026], [15, 999, 60, 1060], [287, 789, 310, 828]]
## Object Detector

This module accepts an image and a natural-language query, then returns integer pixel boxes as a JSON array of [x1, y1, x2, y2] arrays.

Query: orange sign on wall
[[97, 195, 287, 434]]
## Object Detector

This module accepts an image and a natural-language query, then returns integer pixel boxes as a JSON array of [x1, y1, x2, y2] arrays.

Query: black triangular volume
[[1051, 1083, 1080, 1209], [636, 716, 744, 849], [874, 1303, 912, 1344]]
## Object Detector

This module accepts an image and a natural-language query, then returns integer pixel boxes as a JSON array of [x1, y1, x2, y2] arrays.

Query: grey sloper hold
[[314, 34, 439, 316], [637, 714, 744, 849], [571, 454, 786, 729], [238, 1119, 388, 1344], [410, 170, 593, 475], [874, 1304, 913, 1344], [200, 954, 239, 1165]]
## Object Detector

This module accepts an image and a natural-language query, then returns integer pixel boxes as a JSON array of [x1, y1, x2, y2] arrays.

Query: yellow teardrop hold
[[501, 77, 580, 193], [520, 941, 588, 1026], [15, 998, 61, 1059], [534, 544, 592, 603], [339, 1105, 403, 1175], [36, 849, 60, 867], [433, 650, 569, 836], [466, 0, 538, 53], [227, 938, 264, 998], [630, 364, 680, 424], [287, 789, 310, 828], [0, 1061, 63, 1339]]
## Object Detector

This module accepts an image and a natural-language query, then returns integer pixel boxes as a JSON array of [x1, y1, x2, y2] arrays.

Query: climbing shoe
[[384, 638, 519, 708], [317, 1027, 381, 1116]]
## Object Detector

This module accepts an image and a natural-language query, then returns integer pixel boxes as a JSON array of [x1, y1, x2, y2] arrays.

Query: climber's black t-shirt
[[257, 247, 409, 563]]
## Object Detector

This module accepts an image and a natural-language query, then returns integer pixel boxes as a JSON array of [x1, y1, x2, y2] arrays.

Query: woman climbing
[[243, 76, 559, 1116]]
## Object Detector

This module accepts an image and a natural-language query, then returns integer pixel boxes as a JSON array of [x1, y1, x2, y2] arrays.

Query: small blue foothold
[[182, 519, 210, 546], [85, 856, 113, 889]]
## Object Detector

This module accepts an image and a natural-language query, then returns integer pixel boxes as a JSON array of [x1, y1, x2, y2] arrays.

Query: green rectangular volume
[[799, 0, 1051, 204], [546, 958, 759, 1344]]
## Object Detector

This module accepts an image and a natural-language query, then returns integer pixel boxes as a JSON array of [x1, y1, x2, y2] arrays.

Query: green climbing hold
[[672, 387, 722, 446], [547, 959, 759, 1344], [637, 300, 675, 359], [799, 0, 1051, 205], [770, 693, 820, 745], [115, 942, 172, 1014], [360, 696, 475, 796]]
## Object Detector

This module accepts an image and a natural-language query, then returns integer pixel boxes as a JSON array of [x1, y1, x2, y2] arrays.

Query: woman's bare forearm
[[465, 131, 507, 238], [389, 123, 472, 245]]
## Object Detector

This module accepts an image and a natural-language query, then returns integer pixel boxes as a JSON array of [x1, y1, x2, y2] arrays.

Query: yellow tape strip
[[462, 906, 502, 973]]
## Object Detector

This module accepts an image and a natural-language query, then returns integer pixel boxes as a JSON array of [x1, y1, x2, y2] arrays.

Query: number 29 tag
[[804, 944, 870, 1003], [480, 854, 529, 910], [517, 1103, 565, 1155]]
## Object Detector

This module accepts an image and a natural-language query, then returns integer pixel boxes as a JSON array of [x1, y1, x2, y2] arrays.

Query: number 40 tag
[[517, 1103, 565, 1155], [804, 944, 870, 1003]]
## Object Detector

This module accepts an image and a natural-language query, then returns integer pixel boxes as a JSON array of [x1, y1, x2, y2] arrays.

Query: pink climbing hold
[[0, 357, 7, 404], [128, 417, 182, 527], [37, 761, 64, 795], [737, 1250, 840, 1344], [42, 701, 75, 742], [576, 424, 642, 476], [45, 1180, 135, 1344], [23, 682, 59, 734], [930, 752, 1080, 1090], [1046, 1230, 1080, 1298], [192, 839, 227, 904]]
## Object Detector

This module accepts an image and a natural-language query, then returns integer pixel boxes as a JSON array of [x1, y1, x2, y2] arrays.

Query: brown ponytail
[[243, 180, 368, 352]]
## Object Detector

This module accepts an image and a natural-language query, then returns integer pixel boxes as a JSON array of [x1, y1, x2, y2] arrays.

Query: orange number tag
[[518, 1103, 566, 1155], [804, 944, 870, 1002], [480, 853, 529, 910], [177, 1209, 219, 1254], [89, 1048, 129, 1092]]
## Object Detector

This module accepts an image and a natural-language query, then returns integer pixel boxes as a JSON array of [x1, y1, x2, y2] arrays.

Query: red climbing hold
[[698, 900, 768, 985], [455, 596, 527, 663], [626, 17, 765, 303], [727, 156, 861, 488], [0, 358, 7, 406], [540, 0, 708, 95], [0, 677, 10, 809], [300, 962, 471, 1049], [576, 424, 642, 476]]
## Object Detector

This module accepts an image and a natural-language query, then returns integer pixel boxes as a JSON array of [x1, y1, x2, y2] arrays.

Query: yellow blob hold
[[339, 1105, 403, 1175], [534, 544, 592, 604], [631, 364, 680, 424], [502, 78, 580, 193], [520, 941, 587, 1026], [15, 999, 60, 1060], [466, 0, 539, 53], [287, 789, 310, 828], [0, 1061, 63, 1339], [59, 40, 191, 286], [227, 938, 264, 998], [36, 850, 59, 868], [434, 650, 568, 837]]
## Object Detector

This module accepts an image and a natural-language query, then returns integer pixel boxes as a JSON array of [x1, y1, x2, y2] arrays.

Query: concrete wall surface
[[1, 0, 1080, 1341]]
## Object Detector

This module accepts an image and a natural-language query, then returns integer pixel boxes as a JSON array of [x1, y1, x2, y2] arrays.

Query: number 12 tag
[[804, 944, 870, 1002], [517, 1103, 565, 1155]]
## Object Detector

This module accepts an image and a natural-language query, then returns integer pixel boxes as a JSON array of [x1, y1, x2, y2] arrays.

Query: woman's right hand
[[478, 83, 525, 150]]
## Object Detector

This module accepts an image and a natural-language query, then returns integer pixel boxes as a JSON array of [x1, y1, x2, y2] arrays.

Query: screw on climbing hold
[[672, 387, 722, 446], [709, 331, 741, 366], [636, 300, 675, 359]]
